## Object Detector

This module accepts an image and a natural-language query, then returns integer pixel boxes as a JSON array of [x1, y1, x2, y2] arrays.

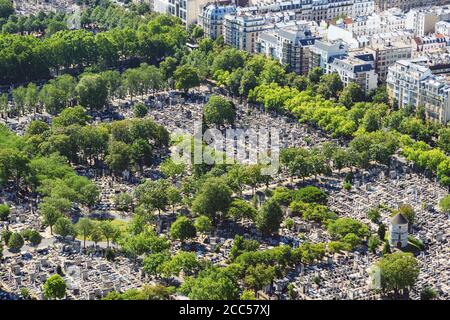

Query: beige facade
[[366, 42, 412, 82]]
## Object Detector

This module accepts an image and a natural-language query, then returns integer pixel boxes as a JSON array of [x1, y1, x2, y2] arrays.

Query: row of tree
[[0, 14, 187, 83]]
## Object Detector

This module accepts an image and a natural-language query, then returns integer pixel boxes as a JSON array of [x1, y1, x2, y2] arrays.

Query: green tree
[[160, 57, 178, 82], [90, 226, 103, 245], [133, 103, 148, 118], [1, 230, 12, 245], [25, 83, 39, 113], [167, 186, 182, 214], [367, 207, 381, 224], [40, 202, 62, 235], [170, 216, 196, 242], [437, 128, 450, 154], [382, 241, 391, 255], [28, 230, 42, 247], [45, 20, 68, 37], [339, 83, 365, 108], [8, 232, 24, 251], [327, 241, 352, 253], [12, 86, 27, 115], [239, 70, 257, 97], [420, 287, 438, 300], [438, 195, 450, 213], [271, 187, 293, 206], [225, 165, 250, 195], [181, 268, 239, 300], [244, 264, 275, 293], [134, 179, 170, 216], [0, 0, 14, 19], [0, 203, 10, 221], [294, 186, 327, 204], [280, 147, 313, 181], [317, 73, 343, 99], [99, 221, 119, 248], [194, 215, 212, 234], [308, 67, 323, 84], [376, 252, 420, 297], [368, 234, 380, 253], [43, 274, 66, 300], [162, 251, 202, 277], [114, 193, 134, 213], [76, 74, 108, 111], [160, 158, 186, 180], [191, 177, 232, 221], [52, 106, 89, 128], [256, 198, 283, 236], [76, 218, 93, 249], [227, 199, 257, 222], [190, 25, 204, 39], [105, 141, 131, 175], [174, 65, 200, 94], [240, 290, 256, 300], [203, 95, 236, 127], [54, 217, 76, 238], [327, 217, 369, 239], [143, 251, 170, 278]]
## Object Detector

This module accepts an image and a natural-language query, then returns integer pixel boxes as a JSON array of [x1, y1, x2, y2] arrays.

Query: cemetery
[[1, 85, 448, 300], [0, 4, 448, 300]]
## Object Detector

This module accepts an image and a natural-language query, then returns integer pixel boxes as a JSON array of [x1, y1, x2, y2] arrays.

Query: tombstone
[[262, 283, 273, 295], [114, 281, 121, 292], [122, 170, 130, 181], [273, 278, 289, 292], [255, 191, 266, 208], [94, 288, 102, 298], [81, 269, 89, 281], [88, 291, 96, 300], [39, 273, 47, 282], [10, 264, 21, 275], [63, 261, 74, 272], [74, 257, 82, 265]]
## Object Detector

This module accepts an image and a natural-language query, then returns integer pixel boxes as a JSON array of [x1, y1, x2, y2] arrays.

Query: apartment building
[[419, 75, 450, 123], [309, 39, 348, 69], [198, 3, 237, 39], [366, 41, 412, 81], [386, 58, 431, 110], [342, 8, 407, 36], [375, 0, 450, 12], [436, 20, 450, 37], [387, 58, 450, 123], [256, 20, 321, 74], [310, 40, 377, 92], [351, 0, 375, 17], [153, 0, 210, 25], [223, 12, 274, 52], [205, 0, 370, 37], [327, 52, 378, 93], [411, 34, 448, 55]]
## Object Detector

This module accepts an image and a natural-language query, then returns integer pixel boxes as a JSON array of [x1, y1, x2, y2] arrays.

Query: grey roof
[[391, 213, 408, 225]]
